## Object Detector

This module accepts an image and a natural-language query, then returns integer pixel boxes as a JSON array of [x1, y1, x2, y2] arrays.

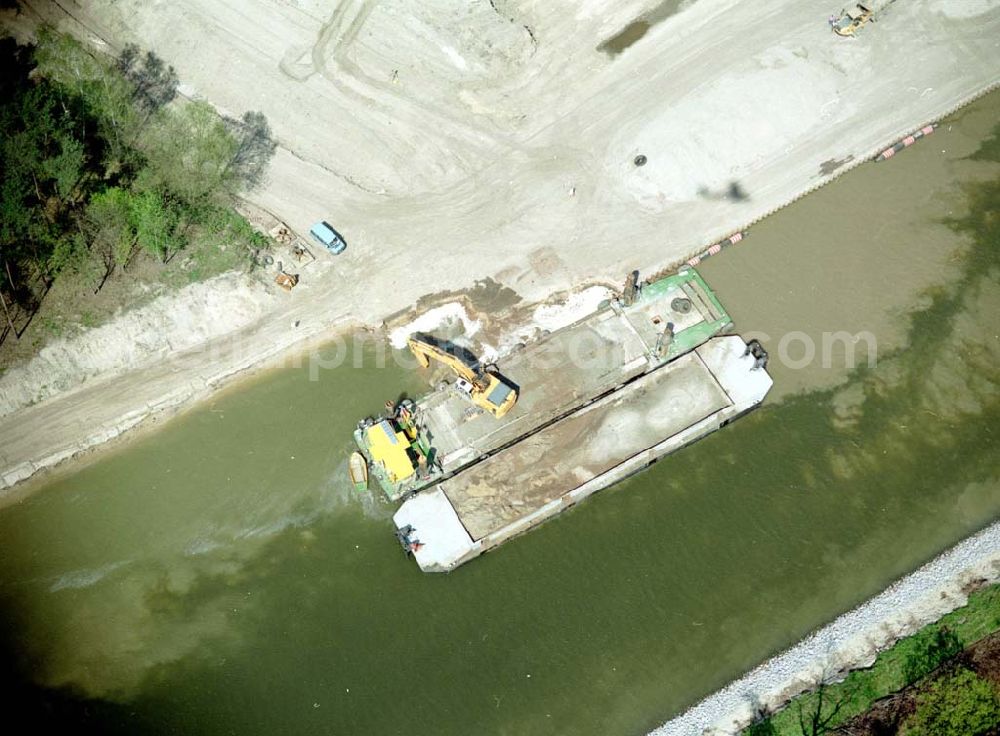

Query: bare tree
[[796, 668, 860, 736], [117, 44, 178, 120], [744, 692, 777, 735], [223, 111, 277, 192]]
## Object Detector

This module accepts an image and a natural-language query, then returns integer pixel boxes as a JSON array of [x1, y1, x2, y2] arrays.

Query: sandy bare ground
[[1, 0, 999, 490]]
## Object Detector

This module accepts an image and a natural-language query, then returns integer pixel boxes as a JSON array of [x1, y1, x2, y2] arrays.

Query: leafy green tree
[[0, 28, 277, 325], [31, 27, 107, 98], [903, 626, 964, 683], [0, 42, 93, 301], [140, 100, 238, 205], [745, 717, 776, 736], [85, 187, 136, 287], [47, 231, 91, 277], [905, 668, 1000, 736], [33, 27, 138, 170], [0, 143, 33, 248], [42, 135, 86, 201], [129, 190, 180, 262]]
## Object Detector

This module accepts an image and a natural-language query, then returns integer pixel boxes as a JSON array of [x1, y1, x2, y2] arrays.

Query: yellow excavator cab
[[833, 4, 873, 37], [471, 373, 518, 418], [407, 334, 518, 418]]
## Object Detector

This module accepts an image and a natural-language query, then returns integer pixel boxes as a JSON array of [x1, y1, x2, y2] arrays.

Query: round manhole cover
[[634, 154, 648, 167]]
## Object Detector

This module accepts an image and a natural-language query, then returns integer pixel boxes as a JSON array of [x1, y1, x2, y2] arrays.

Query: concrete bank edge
[[0, 316, 359, 493]]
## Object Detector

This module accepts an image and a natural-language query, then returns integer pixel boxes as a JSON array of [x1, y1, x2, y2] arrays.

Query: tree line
[[0, 28, 276, 337], [745, 623, 1000, 736]]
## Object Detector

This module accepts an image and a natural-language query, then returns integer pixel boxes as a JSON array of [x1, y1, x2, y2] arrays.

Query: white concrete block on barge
[[394, 335, 772, 572]]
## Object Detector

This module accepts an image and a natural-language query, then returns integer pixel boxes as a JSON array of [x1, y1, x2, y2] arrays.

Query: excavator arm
[[407, 334, 481, 385], [406, 333, 518, 418]]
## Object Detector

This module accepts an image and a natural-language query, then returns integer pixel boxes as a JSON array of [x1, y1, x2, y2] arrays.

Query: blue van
[[309, 222, 347, 255]]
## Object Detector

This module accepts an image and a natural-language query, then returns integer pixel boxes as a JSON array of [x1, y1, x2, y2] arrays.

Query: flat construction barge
[[393, 335, 772, 572], [365, 269, 732, 500]]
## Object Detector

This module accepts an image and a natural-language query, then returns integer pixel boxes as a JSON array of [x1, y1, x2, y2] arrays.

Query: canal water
[[1, 96, 998, 734]]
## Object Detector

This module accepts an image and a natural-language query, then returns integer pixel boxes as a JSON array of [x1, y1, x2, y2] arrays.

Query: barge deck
[[392, 336, 772, 572], [369, 269, 731, 500]]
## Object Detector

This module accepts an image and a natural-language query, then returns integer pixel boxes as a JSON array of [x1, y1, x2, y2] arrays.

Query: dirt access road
[[1, 0, 998, 490]]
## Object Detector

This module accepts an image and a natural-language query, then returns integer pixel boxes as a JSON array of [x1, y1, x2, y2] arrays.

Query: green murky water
[[1, 100, 998, 734]]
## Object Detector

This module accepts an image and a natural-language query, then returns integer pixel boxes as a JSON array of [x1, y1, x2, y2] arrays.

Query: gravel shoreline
[[649, 520, 1000, 736]]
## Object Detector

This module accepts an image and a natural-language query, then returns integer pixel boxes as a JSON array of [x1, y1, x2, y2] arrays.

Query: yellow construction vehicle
[[407, 333, 518, 418], [832, 4, 874, 37]]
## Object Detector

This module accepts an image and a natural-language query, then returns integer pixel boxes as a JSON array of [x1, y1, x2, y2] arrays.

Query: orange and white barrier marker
[[876, 124, 937, 162], [684, 231, 746, 270]]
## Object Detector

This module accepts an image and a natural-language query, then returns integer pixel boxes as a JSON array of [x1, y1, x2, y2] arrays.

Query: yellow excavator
[[407, 333, 518, 418], [832, 4, 874, 37]]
